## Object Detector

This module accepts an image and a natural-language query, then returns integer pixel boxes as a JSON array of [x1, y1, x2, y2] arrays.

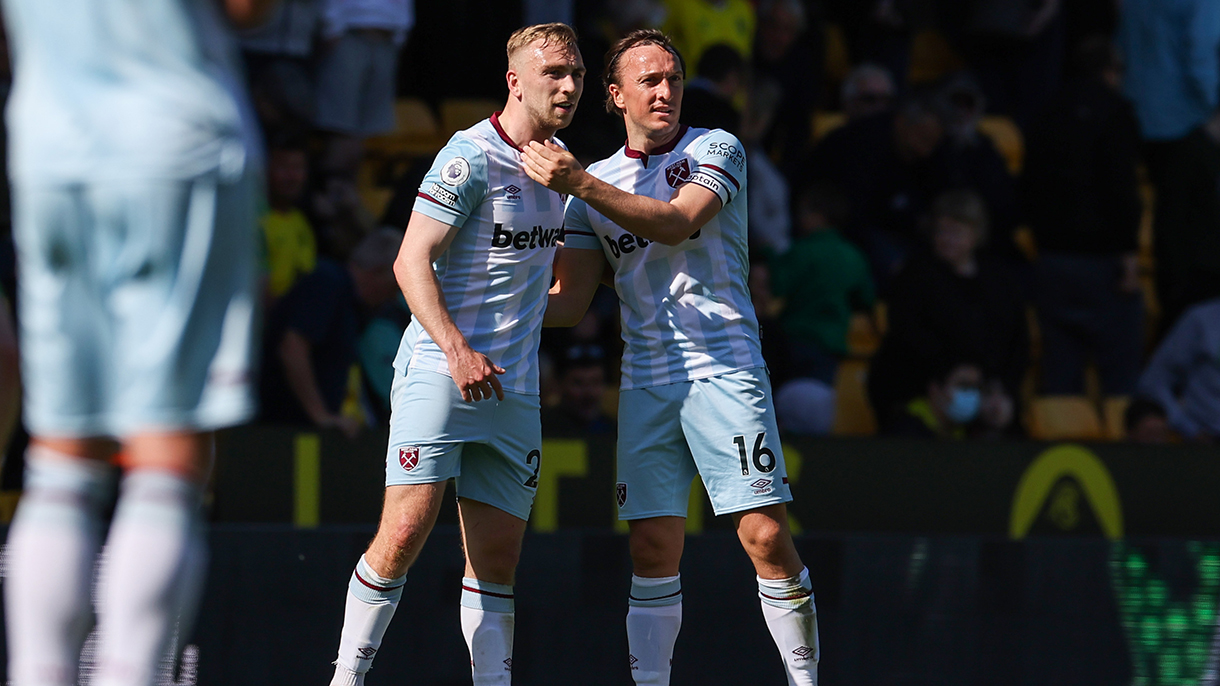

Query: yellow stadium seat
[[811, 111, 846, 142], [823, 24, 852, 83], [845, 312, 880, 358], [1103, 396, 1130, 441], [977, 115, 1024, 174], [908, 29, 965, 85], [1027, 396, 1104, 441], [365, 97, 445, 158], [832, 359, 877, 436], [440, 98, 501, 136]]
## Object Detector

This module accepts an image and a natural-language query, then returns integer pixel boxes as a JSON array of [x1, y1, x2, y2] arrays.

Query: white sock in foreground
[[93, 469, 207, 686], [4, 449, 114, 686], [758, 567, 820, 686], [460, 577, 515, 686], [331, 555, 407, 685], [626, 574, 682, 686]]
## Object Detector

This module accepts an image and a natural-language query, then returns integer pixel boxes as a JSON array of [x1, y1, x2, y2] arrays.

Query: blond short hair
[[506, 23, 578, 68]]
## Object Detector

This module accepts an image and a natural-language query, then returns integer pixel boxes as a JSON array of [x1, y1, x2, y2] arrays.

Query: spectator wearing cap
[[541, 344, 616, 436]]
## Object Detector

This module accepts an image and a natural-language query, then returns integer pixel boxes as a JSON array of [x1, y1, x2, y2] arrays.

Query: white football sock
[[331, 555, 406, 681], [626, 574, 682, 686], [5, 450, 114, 686], [758, 567, 820, 686], [460, 577, 515, 686], [93, 470, 206, 686]]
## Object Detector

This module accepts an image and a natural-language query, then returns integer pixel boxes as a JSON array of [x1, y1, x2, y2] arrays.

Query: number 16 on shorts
[[734, 432, 776, 476]]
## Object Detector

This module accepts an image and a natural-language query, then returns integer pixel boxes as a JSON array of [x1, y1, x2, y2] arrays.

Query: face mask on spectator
[[946, 388, 981, 424]]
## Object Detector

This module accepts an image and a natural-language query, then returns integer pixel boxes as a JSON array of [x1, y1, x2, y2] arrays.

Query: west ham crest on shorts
[[616, 482, 628, 508], [665, 159, 691, 188], [400, 446, 420, 471]]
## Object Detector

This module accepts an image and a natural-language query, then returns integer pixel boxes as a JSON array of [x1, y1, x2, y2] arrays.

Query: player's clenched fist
[[522, 140, 585, 195]]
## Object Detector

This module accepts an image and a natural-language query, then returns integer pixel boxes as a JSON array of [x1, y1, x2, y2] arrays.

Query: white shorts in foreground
[[13, 171, 259, 437]]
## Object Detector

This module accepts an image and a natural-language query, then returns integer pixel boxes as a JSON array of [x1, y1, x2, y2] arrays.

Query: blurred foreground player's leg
[[1, 1, 269, 684]]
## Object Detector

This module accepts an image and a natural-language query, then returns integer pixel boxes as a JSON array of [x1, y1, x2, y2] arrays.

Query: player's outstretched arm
[[396, 211, 505, 402], [522, 141, 722, 246], [545, 247, 607, 327]]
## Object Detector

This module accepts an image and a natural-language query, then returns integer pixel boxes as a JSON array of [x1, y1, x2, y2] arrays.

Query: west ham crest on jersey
[[665, 158, 691, 188], [400, 446, 420, 471]]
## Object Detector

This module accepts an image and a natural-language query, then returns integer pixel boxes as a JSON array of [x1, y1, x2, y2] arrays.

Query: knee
[[466, 537, 522, 581], [629, 523, 682, 575]]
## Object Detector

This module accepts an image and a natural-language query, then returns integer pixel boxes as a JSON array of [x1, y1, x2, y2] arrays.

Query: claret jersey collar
[[490, 111, 523, 151], [624, 125, 689, 168]]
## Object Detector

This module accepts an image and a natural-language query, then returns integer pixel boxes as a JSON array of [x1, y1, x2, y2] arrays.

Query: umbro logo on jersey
[[400, 446, 420, 471], [503, 658, 513, 671], [505, 184, 522, 200], [492, 223, 562, 250], [750, 478, 772, 489], [629, 654, 639, 669], [793, 646, 814, 661], [358, 647, 377, 659]]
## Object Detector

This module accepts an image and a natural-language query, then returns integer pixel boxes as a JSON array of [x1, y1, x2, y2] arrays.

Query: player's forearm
[[394, 253, 471, 357], [572, 173, 699, 246]]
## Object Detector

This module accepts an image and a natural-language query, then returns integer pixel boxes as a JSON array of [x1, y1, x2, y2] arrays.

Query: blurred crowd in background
[[0, 0, 1218, 470]]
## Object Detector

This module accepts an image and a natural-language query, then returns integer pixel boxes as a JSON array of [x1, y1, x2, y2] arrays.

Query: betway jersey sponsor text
[[398, 113, 566, 395]]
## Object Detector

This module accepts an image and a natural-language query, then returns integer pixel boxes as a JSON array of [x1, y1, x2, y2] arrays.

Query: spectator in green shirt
[[769, 182, 876, 386]]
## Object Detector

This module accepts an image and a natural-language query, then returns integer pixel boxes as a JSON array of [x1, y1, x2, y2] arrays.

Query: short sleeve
[[561, 197, 601, 251], [689, 129, 747, 206], [413, 135, 489, 226]]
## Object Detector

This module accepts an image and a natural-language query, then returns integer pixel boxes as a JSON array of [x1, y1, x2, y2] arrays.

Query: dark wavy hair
[[602, 29, 685, 116]]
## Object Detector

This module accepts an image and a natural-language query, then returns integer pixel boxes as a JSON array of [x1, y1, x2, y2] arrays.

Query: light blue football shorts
[[384, 366, 542, 522], [616, 367, 792, 519], [13, 171, 259, 438]]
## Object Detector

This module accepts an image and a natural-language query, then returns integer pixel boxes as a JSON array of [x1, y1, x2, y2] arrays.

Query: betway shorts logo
[[492, 224, 563, 250]]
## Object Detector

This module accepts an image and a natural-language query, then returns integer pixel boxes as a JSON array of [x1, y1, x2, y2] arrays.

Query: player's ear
[[506, 68, 522, 100], [608, 83, 625, 111]]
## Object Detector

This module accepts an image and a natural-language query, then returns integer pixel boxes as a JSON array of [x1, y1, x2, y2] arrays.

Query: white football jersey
[[563, 126, 766, 390], [3, 0, 259, 184], [397, 114, 566, 395]]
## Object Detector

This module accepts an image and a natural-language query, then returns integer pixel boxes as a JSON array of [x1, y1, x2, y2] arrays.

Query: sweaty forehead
[[518, 40, 583, 69], [621, 44, 680, 77]]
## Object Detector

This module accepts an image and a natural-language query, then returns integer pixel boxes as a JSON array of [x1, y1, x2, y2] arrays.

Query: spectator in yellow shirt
[[661, 0, 755, 77], [261, 137, 317, 299]]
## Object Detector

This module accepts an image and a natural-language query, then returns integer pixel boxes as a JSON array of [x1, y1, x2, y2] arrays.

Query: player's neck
[[626, 121, 682, 154], [496, 106, 555, 149]]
